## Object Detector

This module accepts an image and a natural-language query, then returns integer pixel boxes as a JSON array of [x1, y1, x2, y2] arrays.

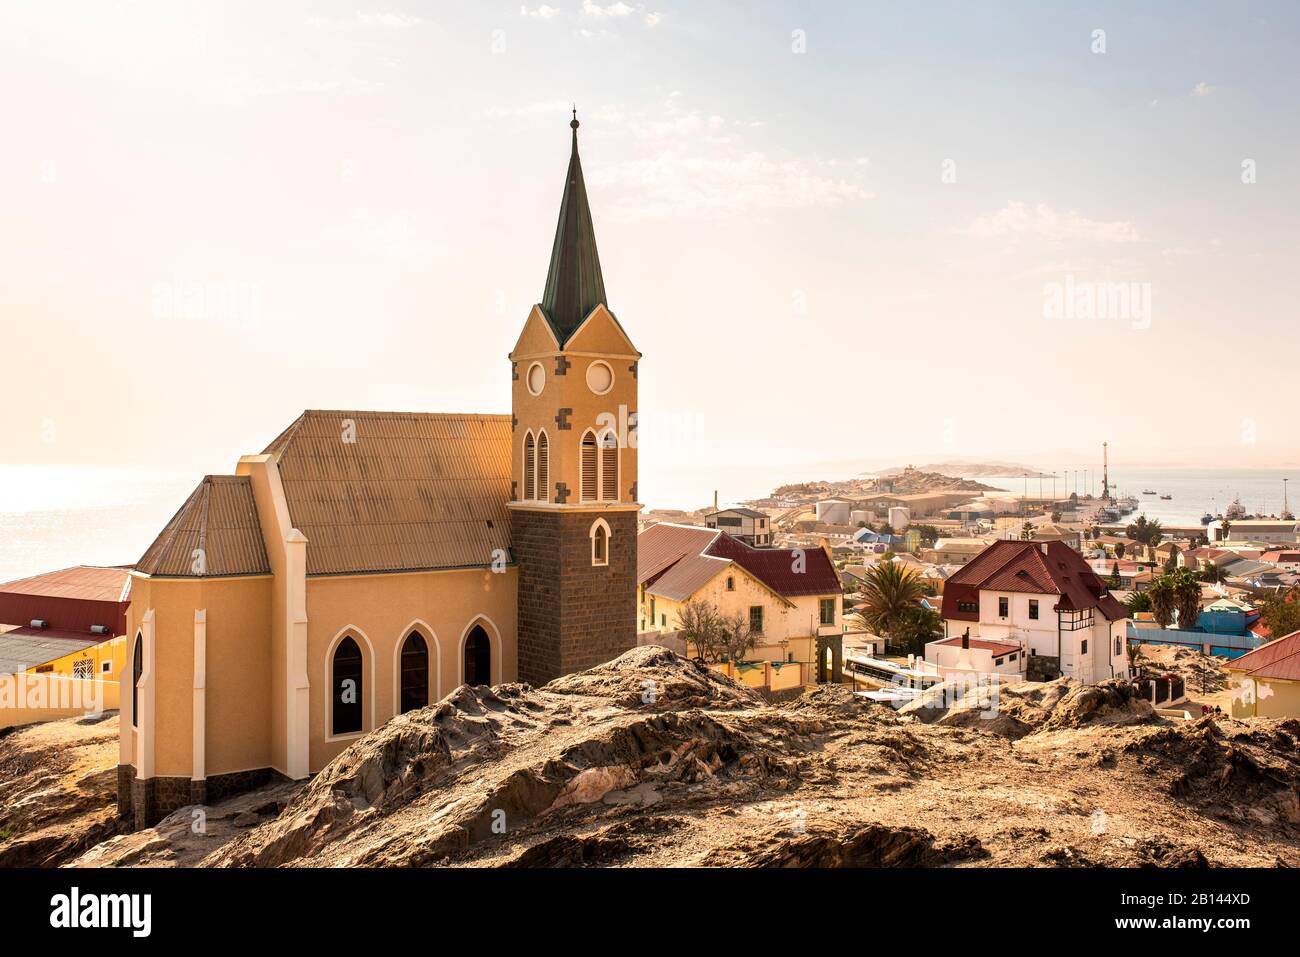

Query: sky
[[2, 0, 1299, 513]]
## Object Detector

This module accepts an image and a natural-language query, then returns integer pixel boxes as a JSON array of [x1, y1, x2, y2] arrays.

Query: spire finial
[[570, 105, 579, 130]]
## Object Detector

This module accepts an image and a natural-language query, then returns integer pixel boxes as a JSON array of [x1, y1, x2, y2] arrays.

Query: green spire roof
[[541, 112, 607, 346]]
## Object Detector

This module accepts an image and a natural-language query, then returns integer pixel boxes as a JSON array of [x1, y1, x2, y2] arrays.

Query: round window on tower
[[526, 361, 546, 396], [585, 360, 614, 396]]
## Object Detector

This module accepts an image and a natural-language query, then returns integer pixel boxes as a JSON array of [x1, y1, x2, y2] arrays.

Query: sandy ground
[[9, 647, 1299, 869]]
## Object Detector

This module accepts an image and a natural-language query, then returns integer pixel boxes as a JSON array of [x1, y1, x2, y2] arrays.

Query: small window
[[660, 614, 666, 627], [102, 660, 113, 674], [819, 597, 836, 626], [73, 658, 94, 679], [749, 606, 764, 634], [592, 522, 608, 565], [1115, 637, 1122, 656], [726, 576, 735, 591], [1028, 599, 1039, 620], [650, 597, 656, 621], [1081, 639, 1089, 655], [994, 657, 1004, 666], [1009, 653, 1017, 662], [998, 597, 1009, 617]]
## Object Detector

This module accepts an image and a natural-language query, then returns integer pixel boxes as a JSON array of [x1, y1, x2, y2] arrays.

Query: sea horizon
[[2, 461, 1294, 585]]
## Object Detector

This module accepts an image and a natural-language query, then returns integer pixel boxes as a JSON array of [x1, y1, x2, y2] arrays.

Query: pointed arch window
[[131, 633, 143, 728], [536, 431, 549, 502], [580, 431, 598, 502], [399, 632, 429, 714], [332, 636, 363, 735], [600, 431, 619, 501], [523, 432, 536, 500], [464, 625, 492, 686], [590, 518, 611, 566]]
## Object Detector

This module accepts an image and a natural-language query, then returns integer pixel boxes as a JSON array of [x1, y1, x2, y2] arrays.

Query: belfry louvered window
[[537, 432, 549, 502], [581, 431, 598, 501], [600, 431, 618, 501], [523, 432, 536, 500]]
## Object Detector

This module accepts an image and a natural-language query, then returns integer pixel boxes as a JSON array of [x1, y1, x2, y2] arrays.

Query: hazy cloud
[[965, 201, 1141, 244]]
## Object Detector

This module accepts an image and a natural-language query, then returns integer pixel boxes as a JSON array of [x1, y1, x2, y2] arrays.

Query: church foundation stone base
[[118, 764, 294, 830]]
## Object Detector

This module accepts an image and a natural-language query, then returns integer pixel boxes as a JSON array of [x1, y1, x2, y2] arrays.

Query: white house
[[937, 539, 1130, 684]]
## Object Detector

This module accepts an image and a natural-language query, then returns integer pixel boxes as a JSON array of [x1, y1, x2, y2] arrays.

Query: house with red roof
[[938, 539, 1131, 684], [1227, 629, 1300, 718], [637, 523, 843, 682]]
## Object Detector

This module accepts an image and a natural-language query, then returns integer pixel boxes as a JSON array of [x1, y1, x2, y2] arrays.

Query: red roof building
[[1227, 629, 1300, 718]]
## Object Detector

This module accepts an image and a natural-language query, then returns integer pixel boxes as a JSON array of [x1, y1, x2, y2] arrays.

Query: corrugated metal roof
[[637, 523, 840, 602], [136, 475, 272, 577], [706, 534, 841, 597], [1229, 629, 1300, 681], [0, 566, 131, 603], [264, 410, 513, 576], [0, 626, 101, 674]]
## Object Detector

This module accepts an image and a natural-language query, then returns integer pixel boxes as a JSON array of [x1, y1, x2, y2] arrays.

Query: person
[[1201, 704, 1210, 716]]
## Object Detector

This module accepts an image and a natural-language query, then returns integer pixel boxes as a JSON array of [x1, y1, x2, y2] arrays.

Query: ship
[[1159, 494, 1172, 500], [1142, 489, 1157, 495]]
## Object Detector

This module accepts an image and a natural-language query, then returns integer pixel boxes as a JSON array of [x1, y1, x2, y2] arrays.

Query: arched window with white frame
[[523, 431, 536, 500]]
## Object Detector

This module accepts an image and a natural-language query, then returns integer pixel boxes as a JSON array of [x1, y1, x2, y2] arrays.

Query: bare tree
[[719, 612, 758, 665], [679, 599, 725, 663]]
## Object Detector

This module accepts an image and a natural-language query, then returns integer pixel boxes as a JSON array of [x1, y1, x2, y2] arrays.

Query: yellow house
[[638, 523, 843, 682], [1227, 629, 1300, 718], [0, 565, 132, 727], [119, 115, 645, 828]]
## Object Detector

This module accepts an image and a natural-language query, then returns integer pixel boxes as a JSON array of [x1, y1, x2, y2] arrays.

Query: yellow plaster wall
[[303, 565, 518, 772], [123, 575, 273, 779]]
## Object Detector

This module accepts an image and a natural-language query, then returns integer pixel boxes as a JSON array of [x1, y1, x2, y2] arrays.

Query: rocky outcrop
[[8, 648, 1300, 869], [0, 713, 124, 867]]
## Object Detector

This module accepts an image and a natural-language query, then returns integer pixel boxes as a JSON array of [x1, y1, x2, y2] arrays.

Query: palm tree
[[1171, 568, 1202, 630], [894, 605, 943, 656], [1200, 562, 1227, 584], [859, 560, 923, 642], [1148, 575, 1176, 630]]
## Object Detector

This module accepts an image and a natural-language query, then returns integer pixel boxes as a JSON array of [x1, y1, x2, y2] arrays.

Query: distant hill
[[874, 461, 1049, 479]]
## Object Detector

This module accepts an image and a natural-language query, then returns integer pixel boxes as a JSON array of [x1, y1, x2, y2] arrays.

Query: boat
[[1159, 494, 1172, 500], [1142, 489, 1157, 495]]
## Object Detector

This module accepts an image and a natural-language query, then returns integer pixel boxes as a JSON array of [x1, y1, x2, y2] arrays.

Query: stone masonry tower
[[509, 113, 640, 685]]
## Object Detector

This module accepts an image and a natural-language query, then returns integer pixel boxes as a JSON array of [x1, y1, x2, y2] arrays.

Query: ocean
[[0, 463, 1294, 584]]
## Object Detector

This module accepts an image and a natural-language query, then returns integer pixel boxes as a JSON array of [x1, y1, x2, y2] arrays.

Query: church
[[119, 116, 641, 828]]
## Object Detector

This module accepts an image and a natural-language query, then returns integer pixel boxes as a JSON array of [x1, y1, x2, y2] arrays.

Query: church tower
[[509, 113, 640, 685]]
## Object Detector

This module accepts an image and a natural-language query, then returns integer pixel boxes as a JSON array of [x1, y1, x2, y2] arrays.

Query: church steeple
[[541, 110, 607, 346]]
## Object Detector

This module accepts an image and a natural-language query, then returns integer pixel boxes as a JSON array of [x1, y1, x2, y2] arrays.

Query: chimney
[[714, 490, 718, 513], [961, 628, 970, 650]]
